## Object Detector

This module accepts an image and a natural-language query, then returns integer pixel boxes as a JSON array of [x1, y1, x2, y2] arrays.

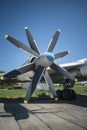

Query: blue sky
[[0, 0, 87, 72]]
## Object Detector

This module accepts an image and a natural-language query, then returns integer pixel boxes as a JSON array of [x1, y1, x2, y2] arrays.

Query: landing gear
[[56, 79, 76, 100], [56, 89, 76, 100], [62, 89, 76, 100], [63, 79, 74, 89]]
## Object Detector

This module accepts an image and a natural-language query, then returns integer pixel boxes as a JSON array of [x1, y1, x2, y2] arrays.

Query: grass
[[0, 89, 27, 98], [73, 85, 87, 94], [0, 85, 87, 98], [54, 85, 87, 95]]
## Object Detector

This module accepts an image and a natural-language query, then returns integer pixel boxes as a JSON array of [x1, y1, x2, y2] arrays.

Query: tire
[[62, 89, 72, 100], [70, 89, 76, 100]]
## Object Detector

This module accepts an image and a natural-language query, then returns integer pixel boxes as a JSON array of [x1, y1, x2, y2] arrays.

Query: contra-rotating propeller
[[4, 27, 75, 103]]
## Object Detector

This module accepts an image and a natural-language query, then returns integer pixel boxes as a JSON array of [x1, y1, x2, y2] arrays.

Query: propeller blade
[[50, 63, 75, 81], [54, 50, 70, 59], [4, 62, 35, 78], [47, 29, 60, 52], [4, 35, 40, 57], [24, 66, 44, 103], [25, 27, 40, 54], [44, 69, 57, 98]]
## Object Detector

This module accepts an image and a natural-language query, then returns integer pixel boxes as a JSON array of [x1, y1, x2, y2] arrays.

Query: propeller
[[25, 27, 57, 98], [25, 27, 40, 54], [4, 35, 40, 57], [24, 66, 44, 103], [50, 63, 75, 81], [4, 27, 75, 103], [47, 29, 60, 52], [43, 69, 57, 98], [54, 50, 70, 59], [4, 62, 35, 78]]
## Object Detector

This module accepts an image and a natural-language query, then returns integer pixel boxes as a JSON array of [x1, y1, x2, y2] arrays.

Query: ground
[[0, 94, 87, 130]]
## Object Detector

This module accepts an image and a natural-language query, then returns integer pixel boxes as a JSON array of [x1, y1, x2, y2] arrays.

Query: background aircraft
[[0, 27, 87, 103]]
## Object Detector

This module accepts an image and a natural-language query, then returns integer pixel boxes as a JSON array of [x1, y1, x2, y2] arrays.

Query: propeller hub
[[47, 53, 55, 62], [34, 52, 55, 68]]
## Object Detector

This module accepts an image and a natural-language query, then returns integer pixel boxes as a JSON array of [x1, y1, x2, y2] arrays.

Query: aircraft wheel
[[62, 89, 72, 100], [69, 89, 76, 100], [56, 90, 62, 100]]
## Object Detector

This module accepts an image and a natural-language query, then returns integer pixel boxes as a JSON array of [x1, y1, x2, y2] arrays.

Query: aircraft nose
[[47, 53, 54, 62]]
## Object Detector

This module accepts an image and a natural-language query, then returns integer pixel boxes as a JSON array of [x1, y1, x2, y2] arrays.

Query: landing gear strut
[[56, 79, 76, 100]]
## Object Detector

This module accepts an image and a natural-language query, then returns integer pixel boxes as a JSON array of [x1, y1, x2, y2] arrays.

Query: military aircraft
[[0, 27, 87, 103]]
